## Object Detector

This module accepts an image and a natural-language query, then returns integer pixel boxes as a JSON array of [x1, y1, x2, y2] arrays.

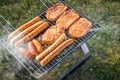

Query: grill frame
[[0, 0, 100, 79]]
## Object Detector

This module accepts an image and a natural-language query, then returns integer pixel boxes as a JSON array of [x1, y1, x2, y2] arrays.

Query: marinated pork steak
[[46, 3, 67, 21], [69, 18, 92, 38], [56, 9, 79, 29], [42, 25, 64, 45]]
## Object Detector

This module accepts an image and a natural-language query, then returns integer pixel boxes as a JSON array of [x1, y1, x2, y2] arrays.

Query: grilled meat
[[69, 18, 92, 38], [56, 9, 79, 29], [46, 3, 67, 21], [42, 25, 64, 45]]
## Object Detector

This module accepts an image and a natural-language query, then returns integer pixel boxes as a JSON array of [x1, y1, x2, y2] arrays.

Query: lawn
[[0, 0, 120, 80]]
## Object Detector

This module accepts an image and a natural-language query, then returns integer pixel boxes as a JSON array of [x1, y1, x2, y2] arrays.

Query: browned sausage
[[8, 16, 41, 40], [15, 22, 49, 46], [10, 21, 43, 44], [28, 41, 39, 56], [35, 33, 66, 61], [32, 39, 43, 54], [40, 38, 74, 66], [19, 47, 34, 59]]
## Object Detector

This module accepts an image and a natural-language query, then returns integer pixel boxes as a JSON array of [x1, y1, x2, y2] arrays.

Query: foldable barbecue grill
[[0, 0, 100, 79]]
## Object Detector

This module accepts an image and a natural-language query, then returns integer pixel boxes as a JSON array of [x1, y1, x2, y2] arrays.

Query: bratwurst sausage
[[10, 21, 43, 44], [40, 38, 74, 66], [35, 33, 66, 61], [8, 16, 41, 40], [15, 22, 49, 46]]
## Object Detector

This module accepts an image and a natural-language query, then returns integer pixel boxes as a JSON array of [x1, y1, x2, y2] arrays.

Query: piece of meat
[[28, 41, 39, 56], [10, 21, 43, 45], [46, 3, 67, 21], [36, 33, 66, 61], [8, 16, 41, 40], [19, 47, 34, 59], [42, 25, 64, 45], [69, 18, 92, 38], [32, 39, 43, 54], [56, 9, 80, 29], [15, 22, 49, 46], [40, 38, 74, 66]]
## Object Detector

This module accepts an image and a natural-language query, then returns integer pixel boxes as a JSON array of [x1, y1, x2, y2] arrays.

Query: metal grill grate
[[0, 0, 100, 78]]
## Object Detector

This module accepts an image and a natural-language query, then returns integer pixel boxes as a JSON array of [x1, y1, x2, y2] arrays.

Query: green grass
[[0, 0, 120, 80]]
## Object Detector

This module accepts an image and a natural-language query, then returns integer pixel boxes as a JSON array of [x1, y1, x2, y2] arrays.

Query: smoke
[[90, 21, 120, 38], [0, 16, 42, 80], [0, 16, 32, 80], [0, 32, 35, 80]]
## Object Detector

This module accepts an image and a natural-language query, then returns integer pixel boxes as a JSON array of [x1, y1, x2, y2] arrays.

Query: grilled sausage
[[28, 41, 39, 56], [32, 39, 43, 53], [15, 22, 49, 46], [8, 16, 41, 40], [35, 33, 66, 61], [40, 38, 74, 66], [19, 47, 34, 59], [46, 3, 67, 21], [10, 21, 43, 44]]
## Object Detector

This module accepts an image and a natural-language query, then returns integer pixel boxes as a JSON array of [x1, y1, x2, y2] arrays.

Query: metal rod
[[0, 22, 10, 33], [47, 0, 54, 5], [0, 15, 15, 30], [39, 0, 49, 8], [28, 60, 44, 73], [81, 43, 89, 54]]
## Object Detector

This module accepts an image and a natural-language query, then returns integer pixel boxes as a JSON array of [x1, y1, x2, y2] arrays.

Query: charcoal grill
[[0, 0, 100, 79]]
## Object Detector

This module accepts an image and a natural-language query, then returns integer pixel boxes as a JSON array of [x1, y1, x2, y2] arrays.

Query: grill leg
[[58, 43, 90, 80], [81, 43, 89, 54]]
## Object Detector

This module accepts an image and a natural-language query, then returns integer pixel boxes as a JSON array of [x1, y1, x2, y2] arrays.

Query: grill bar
[[0, 0, 100, 79]]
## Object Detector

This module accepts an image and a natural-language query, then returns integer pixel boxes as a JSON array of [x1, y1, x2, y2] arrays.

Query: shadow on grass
[[65, 56, 120, 80]]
